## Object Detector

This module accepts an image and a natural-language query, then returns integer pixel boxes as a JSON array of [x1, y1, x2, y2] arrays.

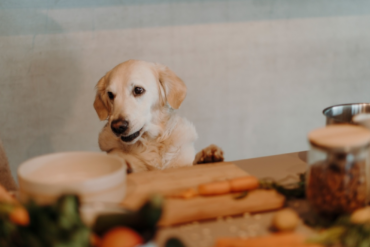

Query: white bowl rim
[[17, 151, 126, 195]]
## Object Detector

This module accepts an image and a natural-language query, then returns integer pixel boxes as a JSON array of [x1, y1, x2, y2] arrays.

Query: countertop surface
[[233, 151, 307, 180]]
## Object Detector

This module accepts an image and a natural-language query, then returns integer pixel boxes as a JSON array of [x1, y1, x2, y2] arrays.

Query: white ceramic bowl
[[17, 152, 126, 205]]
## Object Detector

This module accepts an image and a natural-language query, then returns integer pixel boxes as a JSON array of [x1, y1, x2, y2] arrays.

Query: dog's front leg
[[108, 149, 148, 173], [193, 144, 224, 164]]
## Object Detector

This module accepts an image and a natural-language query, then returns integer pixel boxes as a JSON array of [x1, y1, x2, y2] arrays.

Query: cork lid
[[308, 124, 370, 150]]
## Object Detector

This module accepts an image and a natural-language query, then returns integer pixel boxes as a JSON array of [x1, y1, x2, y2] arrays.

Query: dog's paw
[[194, 144, 224, 164]]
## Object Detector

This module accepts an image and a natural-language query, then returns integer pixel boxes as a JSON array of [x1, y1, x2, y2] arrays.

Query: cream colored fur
[[94, 60, 223, 172]]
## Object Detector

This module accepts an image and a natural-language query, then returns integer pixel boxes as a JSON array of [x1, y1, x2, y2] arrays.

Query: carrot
[[170, 188, 198, 199], [9, 207, 29, 226], [229, 176, 259, 192], [100, 227, 143, 247], [198, 181, 231, 196], [170, 176, 260, 199], [215, 233, 323, 247]]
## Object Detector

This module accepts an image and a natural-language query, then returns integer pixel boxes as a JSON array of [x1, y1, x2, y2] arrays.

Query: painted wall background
[[1, 0, 370, 179]]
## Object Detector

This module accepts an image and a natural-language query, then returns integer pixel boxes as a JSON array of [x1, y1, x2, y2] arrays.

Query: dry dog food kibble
[[307, 154, 367, 215]]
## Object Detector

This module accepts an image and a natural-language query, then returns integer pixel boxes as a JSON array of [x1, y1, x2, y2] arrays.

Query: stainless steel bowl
[[323, 103, 370, 125]]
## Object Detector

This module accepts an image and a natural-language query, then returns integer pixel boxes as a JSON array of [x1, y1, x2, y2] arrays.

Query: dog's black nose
[[111, 119, 129, 135]]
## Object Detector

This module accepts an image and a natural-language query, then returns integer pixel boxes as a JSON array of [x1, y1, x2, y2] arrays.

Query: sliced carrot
[[198, 181, 231, 196], [167, 188, 198, 199], [229, 176, 259, 192], [215, 233, 322, 247], [169, 176, 260, 199], [178, 188, 198, 199], [9, 207, 29, 226], [184, 188, 198, 199]]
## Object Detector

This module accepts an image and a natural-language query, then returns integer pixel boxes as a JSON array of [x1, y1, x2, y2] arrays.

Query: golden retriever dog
[[94, 60, 224, 172]]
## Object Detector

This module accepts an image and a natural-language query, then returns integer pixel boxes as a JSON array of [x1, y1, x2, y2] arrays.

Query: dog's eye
[[107, 91, 115, 100], [133, 87, 145, 96]]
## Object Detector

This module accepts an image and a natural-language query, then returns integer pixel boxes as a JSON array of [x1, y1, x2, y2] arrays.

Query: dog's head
[[94, 60, 186, 144]]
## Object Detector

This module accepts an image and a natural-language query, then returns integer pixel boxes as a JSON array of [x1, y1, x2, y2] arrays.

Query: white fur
[[95, 60, 223, 172], [99, 110, 198, 172]]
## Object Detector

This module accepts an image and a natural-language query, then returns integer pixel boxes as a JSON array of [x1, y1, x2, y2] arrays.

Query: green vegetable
[[93, 194, 163, 242], [308, 216, 370, 247], [233, 191, 248, 200], [0, 216, 17, 245], [165, 237, 186, 247], [0, 194, 90, 247], [260, 173, 306, 198], [308, 226, 345, 245]]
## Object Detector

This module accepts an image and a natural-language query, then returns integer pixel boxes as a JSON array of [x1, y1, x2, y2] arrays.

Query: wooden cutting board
[[122, 162, 285, 226]]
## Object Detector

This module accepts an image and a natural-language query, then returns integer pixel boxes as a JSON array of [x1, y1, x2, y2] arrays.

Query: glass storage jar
[[307, 124, 370, 215]]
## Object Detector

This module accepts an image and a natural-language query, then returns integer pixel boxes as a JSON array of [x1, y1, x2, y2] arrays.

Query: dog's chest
[[127, 138, 179, 170]]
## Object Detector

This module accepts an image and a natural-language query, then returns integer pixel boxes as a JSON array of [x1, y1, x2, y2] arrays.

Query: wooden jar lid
[[308, 124, 370, 150]]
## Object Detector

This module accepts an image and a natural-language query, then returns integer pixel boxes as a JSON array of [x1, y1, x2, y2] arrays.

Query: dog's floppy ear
[[156, 64, 187, 109], [93, 75, 111, 120]]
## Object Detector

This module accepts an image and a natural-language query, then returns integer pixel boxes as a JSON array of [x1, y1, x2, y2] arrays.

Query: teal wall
[[1, 0, 370, 178], [2, 0, 370, 35]]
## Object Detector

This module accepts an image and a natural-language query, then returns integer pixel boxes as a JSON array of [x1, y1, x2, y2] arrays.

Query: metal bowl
[[323, 103, 370, 125]]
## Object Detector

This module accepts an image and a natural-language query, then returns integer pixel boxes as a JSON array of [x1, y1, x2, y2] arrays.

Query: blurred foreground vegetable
[[216, 232, 322, 247], [9, 207, 29, 226], [308, 215, 370, 246], [93, 194, 163, 242], [272, 208, 300, 232], [0, 194, 90, 247], [0, 191, 164, 247], [350, 207, 370, 224], [165, 237, 186, 247], [99, 227, 143, 247]]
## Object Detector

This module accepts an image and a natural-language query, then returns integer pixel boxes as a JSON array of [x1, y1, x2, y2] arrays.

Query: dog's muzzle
[[121, 128, 142, 142]]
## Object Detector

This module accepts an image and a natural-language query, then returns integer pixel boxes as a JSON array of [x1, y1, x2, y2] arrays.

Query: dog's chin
[[120, 128, 143, 143]]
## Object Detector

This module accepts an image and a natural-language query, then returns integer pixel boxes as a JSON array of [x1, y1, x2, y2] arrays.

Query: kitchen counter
[[156, 151, 310, 247], [233, 151, 307, 180]]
